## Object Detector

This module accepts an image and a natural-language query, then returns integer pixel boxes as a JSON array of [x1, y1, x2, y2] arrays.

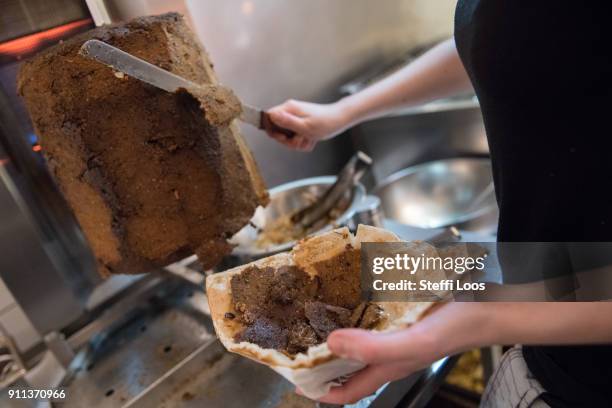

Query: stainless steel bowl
[[374, 158, 498, 232], [230, 176, 366, 259]]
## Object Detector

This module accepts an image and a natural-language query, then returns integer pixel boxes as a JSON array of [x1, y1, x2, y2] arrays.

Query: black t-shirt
[[455, 1, 612, 406]]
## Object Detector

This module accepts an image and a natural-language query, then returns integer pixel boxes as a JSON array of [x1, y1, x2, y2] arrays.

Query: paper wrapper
[[206, 225, 435, 399]]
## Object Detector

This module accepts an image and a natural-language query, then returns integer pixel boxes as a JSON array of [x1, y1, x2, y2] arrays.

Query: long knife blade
[[79, 39, 198, 93], [78, 39, 294, 137]]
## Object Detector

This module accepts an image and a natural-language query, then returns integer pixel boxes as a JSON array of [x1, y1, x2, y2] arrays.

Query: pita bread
[[206, 225, 435, 397]]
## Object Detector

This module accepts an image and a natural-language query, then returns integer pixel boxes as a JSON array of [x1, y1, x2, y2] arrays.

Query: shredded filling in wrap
[[229, 245, 384, 356]]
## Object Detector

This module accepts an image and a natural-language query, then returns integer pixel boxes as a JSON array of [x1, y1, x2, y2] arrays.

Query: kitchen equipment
[[229, 176, 366, 261], [375, 158, 498, 233], [78, 39, 295, 138], [0, 4, 97, 344], [292, 151, 372, 228], [0, 326, 25, 389], [348, 195, 385, 229]]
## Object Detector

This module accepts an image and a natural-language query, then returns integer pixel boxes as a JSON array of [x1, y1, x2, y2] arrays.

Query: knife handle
[[260, 111, 296, 139]]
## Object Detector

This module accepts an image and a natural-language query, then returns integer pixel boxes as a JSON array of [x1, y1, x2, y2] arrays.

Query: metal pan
[[375, 158, 498, 233], [228, 176, 366, 262]]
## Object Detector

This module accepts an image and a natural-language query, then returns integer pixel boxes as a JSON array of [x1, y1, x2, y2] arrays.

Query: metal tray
[[58, 278, 312, 408]]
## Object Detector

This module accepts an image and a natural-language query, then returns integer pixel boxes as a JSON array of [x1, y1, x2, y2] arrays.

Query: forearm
[[337, 38, 473, 125], [486, 302, 612, 345], [322, 302, 612, 404], [433, 302, 612, 357]]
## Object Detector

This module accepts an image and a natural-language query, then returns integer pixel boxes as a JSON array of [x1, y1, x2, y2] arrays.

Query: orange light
[[32, 145, 42, 152], [0, 19, 92, 57]]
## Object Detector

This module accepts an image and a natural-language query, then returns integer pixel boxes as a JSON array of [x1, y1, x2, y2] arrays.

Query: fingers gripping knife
[[79, 39, 295, 138]]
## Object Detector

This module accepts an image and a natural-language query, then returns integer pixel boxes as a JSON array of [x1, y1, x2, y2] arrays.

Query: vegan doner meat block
[[17, 13, 268, 276]]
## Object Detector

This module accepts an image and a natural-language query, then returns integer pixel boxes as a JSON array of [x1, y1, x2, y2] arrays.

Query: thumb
[[327, 327, 424, 365]]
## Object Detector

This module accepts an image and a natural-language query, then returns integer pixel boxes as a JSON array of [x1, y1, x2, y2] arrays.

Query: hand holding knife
[[79, 39, 295, 138]]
